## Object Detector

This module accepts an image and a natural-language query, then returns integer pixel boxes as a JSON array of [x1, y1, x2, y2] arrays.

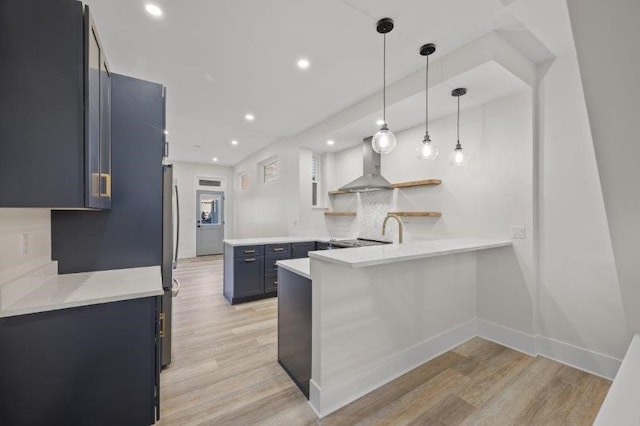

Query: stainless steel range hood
[[338, 137, 393, 193]]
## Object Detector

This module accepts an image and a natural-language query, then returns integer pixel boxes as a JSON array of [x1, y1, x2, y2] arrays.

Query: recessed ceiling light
[[231, 140, 239, 146], [245, 113, 255, 121], [326, 140, 335, 146], [297, 58, 310, 69], [376, 119, 385, 126], [145, 4, 163, 17], [212, 157, 218, 162]]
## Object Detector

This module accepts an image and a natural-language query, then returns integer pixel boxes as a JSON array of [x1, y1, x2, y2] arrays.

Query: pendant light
[[449, 88, 468, 166], [416, 43, 438, 160], [371, 18, 397, 154]]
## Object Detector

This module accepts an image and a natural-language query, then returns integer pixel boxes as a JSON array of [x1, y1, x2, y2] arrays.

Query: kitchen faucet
[[382, 213, 403, 244]]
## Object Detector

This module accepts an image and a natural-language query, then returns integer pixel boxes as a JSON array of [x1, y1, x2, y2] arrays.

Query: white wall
[[172, 161, 234, 259], [567, 0, 640, 338], [232, 139, 301, 239], [537, 55, 629, 358], [0, 209, 51, 285]]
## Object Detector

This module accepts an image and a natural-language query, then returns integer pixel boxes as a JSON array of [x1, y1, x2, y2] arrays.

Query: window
[[312, 154, 320, 207], [198, 179, 221, 187], [263, 158, 280, 183], [240, 173, 249, 191]]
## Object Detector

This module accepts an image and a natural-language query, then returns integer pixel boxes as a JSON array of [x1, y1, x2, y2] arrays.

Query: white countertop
[[223, 236, 339, 246], [308, 238, 512, 268], [0, 262, 163, 318], [276, 258, 311, 279]]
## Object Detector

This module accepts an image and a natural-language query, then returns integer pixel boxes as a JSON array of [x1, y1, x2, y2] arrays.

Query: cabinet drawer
[[265, 273, 278, 293], [291, 242, 316, 259], [265, 253, 291, 274], [265, 243, 291, 255], [234, 245, 264, 258]]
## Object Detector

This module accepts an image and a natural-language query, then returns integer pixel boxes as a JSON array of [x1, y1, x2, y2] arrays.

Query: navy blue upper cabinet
[[0, 1, 111, 209]]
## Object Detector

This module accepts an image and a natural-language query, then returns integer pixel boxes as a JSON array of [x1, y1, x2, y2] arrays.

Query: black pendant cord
[[383, 33, 386, 124], [425, 54, 429, 135], [456, 95, 461, 147]]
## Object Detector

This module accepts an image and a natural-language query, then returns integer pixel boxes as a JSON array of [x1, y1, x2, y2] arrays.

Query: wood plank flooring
[[159, 256, 610, 425]]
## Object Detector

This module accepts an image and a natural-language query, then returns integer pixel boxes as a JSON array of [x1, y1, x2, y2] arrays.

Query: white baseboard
[[308, 380, 323, 417], [477, 319, 536, 356], [178, 250, 196, 260], [476, 319, 621, 380], [536, 336, 621, 380], [309, 319, 476, 417]]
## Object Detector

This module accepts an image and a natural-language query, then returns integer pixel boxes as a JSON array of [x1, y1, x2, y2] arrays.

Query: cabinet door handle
[[244, 250, 256, 254], [274, 281, 278, 286], [244, 258, 256, 262], [100, 173, 111, 198], [159, 313, 166, 338], [273, 248, 284, 252]]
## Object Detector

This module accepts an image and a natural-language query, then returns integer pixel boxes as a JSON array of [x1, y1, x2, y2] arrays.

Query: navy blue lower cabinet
[[265, 273, 278, 293], [292, 242, 316, 259], [0, 297, 160, 426], [234, 256, 265, 297], [224, 243, 268, 304], [265, 252, 291, 275], [315, 241, 330, 250], [224, 242, 308, 304], [277, 267, 312, 398]]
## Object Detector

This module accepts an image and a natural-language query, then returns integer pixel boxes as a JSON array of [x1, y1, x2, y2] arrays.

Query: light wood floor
[[159, 256, 610, 425]]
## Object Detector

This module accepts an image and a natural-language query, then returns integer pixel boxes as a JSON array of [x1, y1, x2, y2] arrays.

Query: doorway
[[196, 190, 224, 255]]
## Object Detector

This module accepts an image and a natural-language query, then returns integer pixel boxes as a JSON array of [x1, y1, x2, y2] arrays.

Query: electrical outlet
[[19, 233, 29, 256], [510, 226, 526, 239]]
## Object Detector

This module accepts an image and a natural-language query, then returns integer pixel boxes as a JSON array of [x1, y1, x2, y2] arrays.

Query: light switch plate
[[510, 226, 526, 239]]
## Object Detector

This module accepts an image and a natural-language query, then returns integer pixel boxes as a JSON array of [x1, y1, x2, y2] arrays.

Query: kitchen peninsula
[[276, 238, 512, 417]]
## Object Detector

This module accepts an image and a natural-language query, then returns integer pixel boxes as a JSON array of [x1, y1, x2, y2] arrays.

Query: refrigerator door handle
[[171, 278, 180, 297], [173, 184, 180, 268]]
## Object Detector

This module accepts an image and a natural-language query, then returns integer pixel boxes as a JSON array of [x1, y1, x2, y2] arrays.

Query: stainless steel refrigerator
[[162, 164, 180, 367]]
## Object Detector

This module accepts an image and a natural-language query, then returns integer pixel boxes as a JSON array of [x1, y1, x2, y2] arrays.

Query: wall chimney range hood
[[338, 137, 393, 193]]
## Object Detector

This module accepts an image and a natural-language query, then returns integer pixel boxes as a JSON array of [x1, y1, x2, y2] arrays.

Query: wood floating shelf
[[391, 179, 442, 189], [324, 212, 357, 217], [388, 211, 442, 218], [329, 179, 441, 196]]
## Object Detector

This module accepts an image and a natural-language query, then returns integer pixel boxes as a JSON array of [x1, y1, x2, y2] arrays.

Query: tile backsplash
[[358, 191, 396, 241]]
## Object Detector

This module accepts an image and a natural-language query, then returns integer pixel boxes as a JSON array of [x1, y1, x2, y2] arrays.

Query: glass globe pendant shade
[[449, 144, 467, 166], [416, 132, 438, 160], [372, 124, 397, 154]]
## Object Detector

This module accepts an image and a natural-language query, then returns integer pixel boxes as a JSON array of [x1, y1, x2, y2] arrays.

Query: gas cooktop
[[329, 238, 392, 248]]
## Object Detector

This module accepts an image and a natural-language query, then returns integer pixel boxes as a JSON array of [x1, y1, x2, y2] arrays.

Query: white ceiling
[[84, 0, 574, 166]]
